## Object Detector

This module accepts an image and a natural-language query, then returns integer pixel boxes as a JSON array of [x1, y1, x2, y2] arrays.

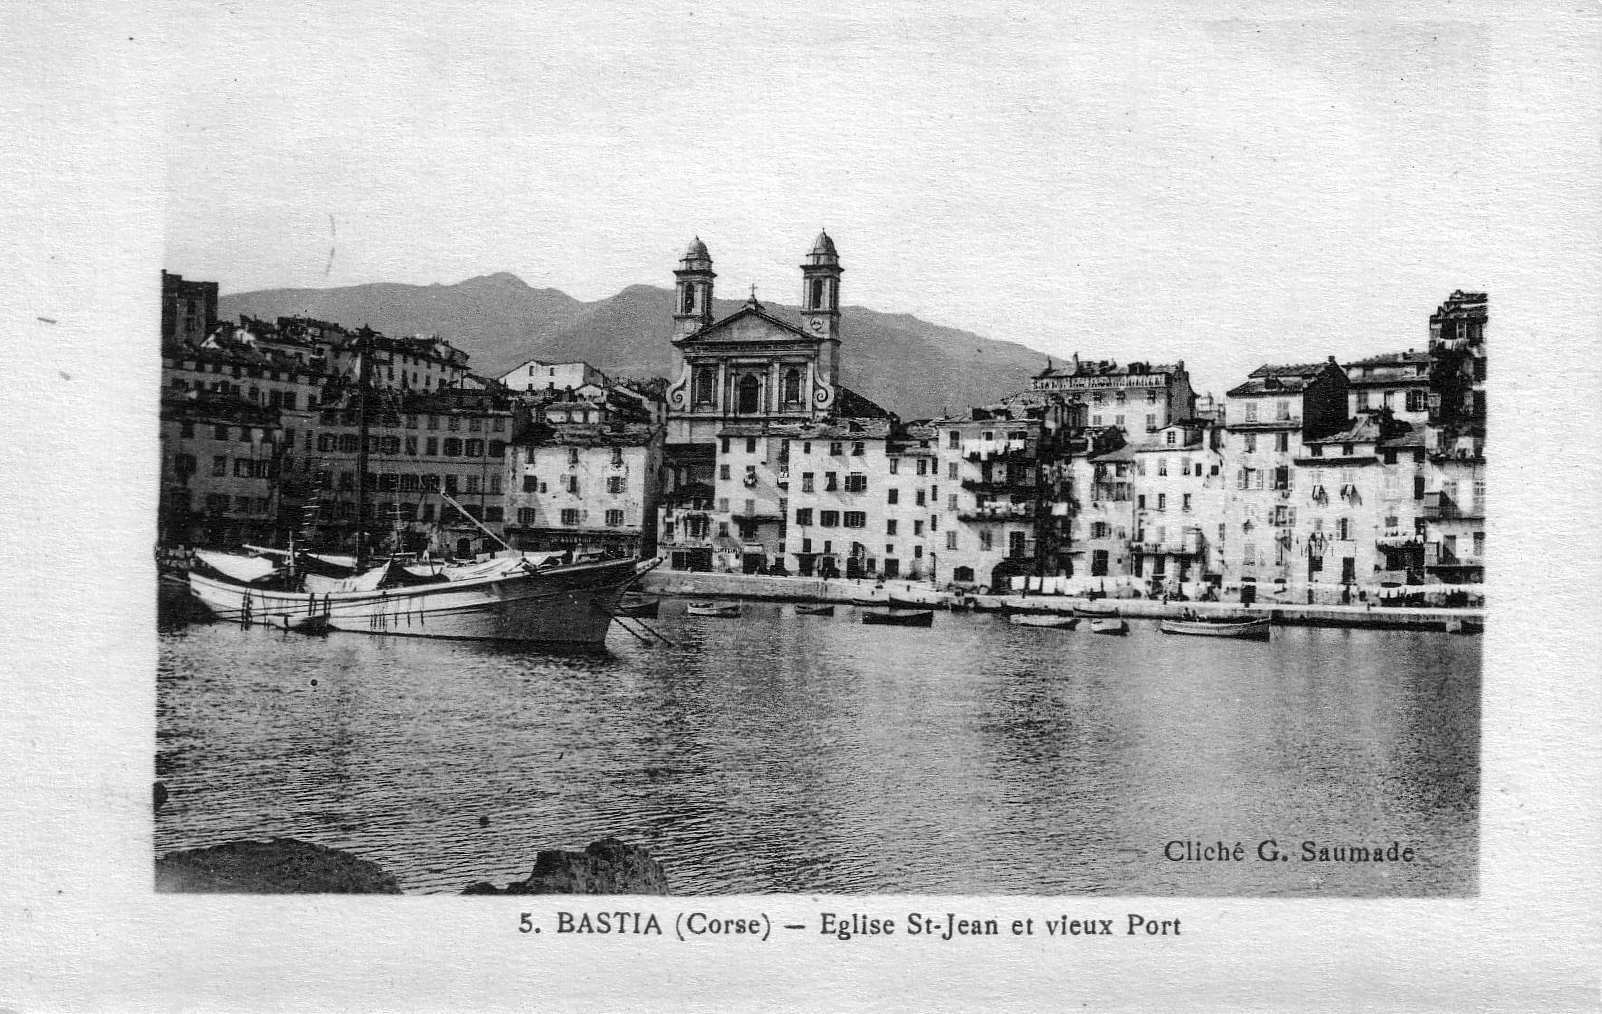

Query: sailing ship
[[184, 333, 649, 646]]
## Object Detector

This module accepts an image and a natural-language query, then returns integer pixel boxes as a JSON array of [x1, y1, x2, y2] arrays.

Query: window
[[1137, 495, 1146, 510], [561, 508, 579, 526], [567, 448, 580, 466], [820, 510, 840, 527], [443, 438, 463, 456], [485, 506, 503, 523], [719, 464, 730, 480], [1244, 434, 1257, 453], [914, 546, 923, 559], [607, 476, 624, 495], [517, 507, 536, 525], [1337, 517, 1351, 541], [466, 439, 483, 457], [947, 494, 958, 511], [1473, 480, 1485, 511], [1276, 400, 1290, 421], [605, 509, 624, 527], [1165, 429, 1175, 445], [796, 508, 813, 526], [946, 531, 958, 550], [746, 437, 757, 454], [1157, 493, 1166, 511], [1277, 432, 1290, 453], [1358, 389, 1371, 409], [444, 474, 459, 494], [448, 416, 461, 431], [844, 511, 866, 528], [1244, 403, 1258, 422], [980, 530, 994, 551], [915, 490, 926, 507], [1182, 493, 1192, 513], [215, 425, 230, 441], [889, 458, 900, 475], [1473, 531, 1484, 557], [1008, 532, 1026, 557], [801, 472, 814, 493], [851, 442, 864, 456], [1158, 458, 1168, 476], [1243, 542, 1256, 566], [829, 442, 843, 456], [1115, 415, 1125, 428], [566, 475, 580, 495], [844, 473, 866, 493], [1273, 466, 1290, 490], [611, 446, 624, 466], [489, 440, 505, 458], [719, 437, 730, 454], [947, 461, 957, 480], [468, 417, 482, 433], [948, 431, 960, 449], [404, 436, 418, 456], [782, 368, 801, 403], [465, 476, 482, 495], [913, 520, 924, 536], [211, 455, 227, 476], [825, 472, 839, 492]]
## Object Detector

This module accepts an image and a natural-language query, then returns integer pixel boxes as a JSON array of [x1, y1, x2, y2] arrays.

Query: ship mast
[[354, 329, 372, 571]]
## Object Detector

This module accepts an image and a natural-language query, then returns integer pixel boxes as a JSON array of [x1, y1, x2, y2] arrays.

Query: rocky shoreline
[[156, 836, 668, 895]]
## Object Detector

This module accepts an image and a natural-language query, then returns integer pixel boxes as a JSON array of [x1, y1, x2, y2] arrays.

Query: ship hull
[[187, 558, 640, 646]]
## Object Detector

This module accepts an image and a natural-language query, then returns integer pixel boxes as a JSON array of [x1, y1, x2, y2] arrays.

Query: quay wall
[[636, 571, 1485, 631]]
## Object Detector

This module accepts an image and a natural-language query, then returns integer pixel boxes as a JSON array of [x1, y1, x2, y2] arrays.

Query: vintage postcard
[[2, 1, 1598, 1009]]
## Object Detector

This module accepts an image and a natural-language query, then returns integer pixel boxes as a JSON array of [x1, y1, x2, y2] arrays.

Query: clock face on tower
[[809, 318, 824, 332]]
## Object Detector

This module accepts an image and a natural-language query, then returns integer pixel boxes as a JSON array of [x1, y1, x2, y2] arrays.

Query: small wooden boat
[[794, 603, 836, 616], [862, 609, 934, 627], [615, 593, 660, 618], [1008, 613, 1078, 629], [1160, 616, 1271, 640], [1075, 601, 1121, 618], [1089, 618, 1128, 635], [1444, 617, 1483, 635], [887, 595, 941, 610], [685, 601, 741, 618]]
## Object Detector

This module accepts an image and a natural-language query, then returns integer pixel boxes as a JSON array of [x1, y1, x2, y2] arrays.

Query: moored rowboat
[[1008, 613, 1078, 629], [862, 609, 934, 627], [1089, 618, 1128, 635], [615, 593, 660, 618], [1074, 601, 1121, 618], [1159, 616, 1271, 640], [686, 601, 741, 618], [794, 603, 836, 616]]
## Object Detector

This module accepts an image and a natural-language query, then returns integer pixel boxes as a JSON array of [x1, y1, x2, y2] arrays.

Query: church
[[657, 232, 891, 573]]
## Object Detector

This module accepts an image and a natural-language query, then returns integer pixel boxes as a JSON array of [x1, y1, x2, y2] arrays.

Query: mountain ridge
[[218, 274, 1049, 418]]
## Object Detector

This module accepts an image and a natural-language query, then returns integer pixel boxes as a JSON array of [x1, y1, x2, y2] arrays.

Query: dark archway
[[737, 374, 761, 414]]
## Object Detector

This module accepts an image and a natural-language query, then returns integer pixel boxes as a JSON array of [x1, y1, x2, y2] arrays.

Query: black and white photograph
[[3, 1, 1598, 1010]]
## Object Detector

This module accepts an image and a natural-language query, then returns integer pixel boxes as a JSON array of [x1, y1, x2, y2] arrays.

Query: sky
[[159, 2, 1598, 398]]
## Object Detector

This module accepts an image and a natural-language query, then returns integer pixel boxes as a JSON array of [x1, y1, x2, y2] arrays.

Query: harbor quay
[[637, 570, 1484, 631]]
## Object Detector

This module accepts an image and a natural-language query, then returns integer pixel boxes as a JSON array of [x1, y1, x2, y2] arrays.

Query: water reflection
[[157, 602, 1479, 895]]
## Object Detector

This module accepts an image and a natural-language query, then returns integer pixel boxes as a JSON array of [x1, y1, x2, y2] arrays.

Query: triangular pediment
[[679, 303, 812, 345]]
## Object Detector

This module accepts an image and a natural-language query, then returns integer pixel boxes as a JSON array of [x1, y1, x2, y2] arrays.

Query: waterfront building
[[1291, 411, 1423, 594], [781, 418, 896, 579], [1422, 291, 1487, 585], [1028, 355, 1195, 442], [1343, 350, 1432, 425], [1221, 358, 1349, 593], [1081, 440, 1137, 583], [158, 389, 286, 547], [503, 422, 663, 558], [1128, 420, 1226, 592], [161, 271, 218, 346], [303, 389, 516, 559], [939, 410, 1045, 591]]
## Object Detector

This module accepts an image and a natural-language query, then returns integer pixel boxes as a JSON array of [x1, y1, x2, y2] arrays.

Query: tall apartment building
[[1029, 356, 1195, 441], [504, 422, 663, 559], [1422, 291, 1487, 585]]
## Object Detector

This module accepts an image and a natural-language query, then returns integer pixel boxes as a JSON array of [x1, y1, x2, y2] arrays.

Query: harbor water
[[156, 600, 1480, 895]]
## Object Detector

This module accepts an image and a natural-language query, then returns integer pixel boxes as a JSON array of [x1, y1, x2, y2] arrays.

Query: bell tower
[[673, 236, 716, 341], [800, 229, 842, 383]]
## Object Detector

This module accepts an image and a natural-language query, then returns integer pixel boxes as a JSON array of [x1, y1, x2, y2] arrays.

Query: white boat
[[1008, 613, 1078, 629], [686, 601, 741, 618], [188, 555, 650, 646], [1159, 616, 1271, 640], [1089, 618, 1129, 635]]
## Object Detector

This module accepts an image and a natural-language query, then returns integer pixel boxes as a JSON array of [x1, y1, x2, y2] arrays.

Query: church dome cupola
[[804, 229, 839, 266], [673, 235, 716, 338]]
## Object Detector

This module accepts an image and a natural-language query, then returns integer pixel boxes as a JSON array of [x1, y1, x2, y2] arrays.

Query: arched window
[[681, 285, 696, 315], [692, 365, 716, 406], [782, 368, 801, 404], [737, 374, 761, 414], [810, 277, 825, 309]]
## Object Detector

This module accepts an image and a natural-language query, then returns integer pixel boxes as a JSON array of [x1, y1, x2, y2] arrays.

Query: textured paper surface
[[1, 2, 1598, 1009]]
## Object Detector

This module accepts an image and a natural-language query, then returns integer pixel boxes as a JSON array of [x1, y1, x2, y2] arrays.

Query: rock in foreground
[[462, 838, 668, 895], [156, 838, 402, 894]]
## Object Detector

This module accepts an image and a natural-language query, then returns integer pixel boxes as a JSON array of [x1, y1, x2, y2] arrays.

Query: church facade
[[656, 232, 891, 573]]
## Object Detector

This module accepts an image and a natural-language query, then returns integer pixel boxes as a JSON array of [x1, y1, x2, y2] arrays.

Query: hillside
[[219, 274, 1048, 418]]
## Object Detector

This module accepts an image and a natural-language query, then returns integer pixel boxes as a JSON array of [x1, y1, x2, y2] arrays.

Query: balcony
[[1376, 530, 1424, 549], [958, 504, 1036, 523], [961, 477, 1036, 495], [1425, 544, 1483, 570], [961, 438, 1027, 461]]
